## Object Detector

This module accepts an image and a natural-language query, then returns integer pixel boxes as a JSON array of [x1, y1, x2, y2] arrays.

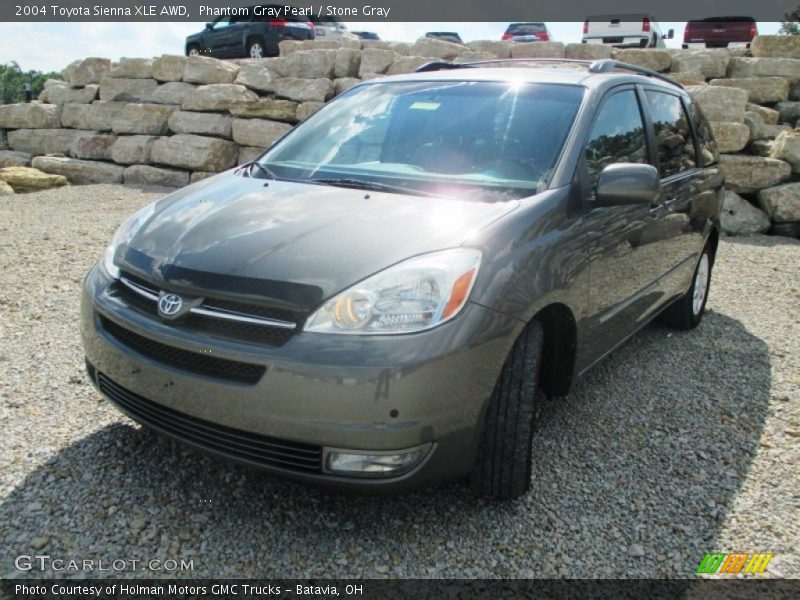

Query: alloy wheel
[[249, 43, 264, 58]]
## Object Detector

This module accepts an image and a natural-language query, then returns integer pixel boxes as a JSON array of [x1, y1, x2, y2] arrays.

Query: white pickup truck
[[582, 14, 674, 48]]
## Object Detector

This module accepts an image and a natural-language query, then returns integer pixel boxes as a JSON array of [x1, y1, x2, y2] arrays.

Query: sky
[[0, 21, 783, 74]]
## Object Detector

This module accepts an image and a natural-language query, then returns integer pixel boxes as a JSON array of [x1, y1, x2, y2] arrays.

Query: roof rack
[[414, 58, 594, 72], [414, 58, 683, 88], [587, 59, 683, 88], [414, 61, 470, 72]]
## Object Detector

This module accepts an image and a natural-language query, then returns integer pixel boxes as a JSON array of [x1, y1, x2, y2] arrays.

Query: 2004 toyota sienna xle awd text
[[81, 59, 723, 499]]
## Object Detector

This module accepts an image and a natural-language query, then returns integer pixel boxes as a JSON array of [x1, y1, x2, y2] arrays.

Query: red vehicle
[[683, 17, 757, 49]]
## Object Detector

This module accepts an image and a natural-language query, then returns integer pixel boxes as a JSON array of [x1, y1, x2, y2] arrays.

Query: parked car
[[425, 32, 464, 44], [309, 17, 359, 40], [352, 31, 380, 41], [185, 6, 314, 58], [683, 17, 757, 49], [582, 14, 673, 48], [502, 22, 552, 42], [83, 59, 722, 499]]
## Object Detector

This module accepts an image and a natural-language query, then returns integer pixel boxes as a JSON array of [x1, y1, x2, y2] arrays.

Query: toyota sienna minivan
[[82, 58, 722, 499]]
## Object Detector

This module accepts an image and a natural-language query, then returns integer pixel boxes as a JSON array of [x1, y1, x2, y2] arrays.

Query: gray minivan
[[81, 59, 722, 499]]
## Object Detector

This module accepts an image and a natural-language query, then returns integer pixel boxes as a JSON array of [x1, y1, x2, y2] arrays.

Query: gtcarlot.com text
[[14, 554, 193, 572]]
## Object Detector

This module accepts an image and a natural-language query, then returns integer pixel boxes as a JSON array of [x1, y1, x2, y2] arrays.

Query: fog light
[[324, 444, 431, 478]]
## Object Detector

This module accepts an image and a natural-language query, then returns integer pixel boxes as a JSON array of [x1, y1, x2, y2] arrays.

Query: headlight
[[304, 248, 481, 335], [102, 203, 156, 279]]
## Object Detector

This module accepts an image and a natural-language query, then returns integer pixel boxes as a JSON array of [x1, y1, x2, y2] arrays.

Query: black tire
[[659, 245, 713, 330], [469, 321, 544, 500], [186, 44, 201, 57], [246, 37, 266, 59]]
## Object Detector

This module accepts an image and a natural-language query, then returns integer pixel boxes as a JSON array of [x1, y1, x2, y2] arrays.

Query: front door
[[206, 16, 244, 56]]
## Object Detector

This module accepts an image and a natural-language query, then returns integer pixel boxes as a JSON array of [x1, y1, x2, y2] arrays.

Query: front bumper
[[81, 263, 524, 492]]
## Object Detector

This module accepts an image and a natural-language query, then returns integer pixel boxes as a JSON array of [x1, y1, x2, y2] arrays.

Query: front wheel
[[660, 245, 713, 329], [187, 44, 201, 57], [469, 321, 544, 500]]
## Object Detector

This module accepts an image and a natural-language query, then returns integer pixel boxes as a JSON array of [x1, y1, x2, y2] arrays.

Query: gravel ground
[[0, 184, 798, 579]]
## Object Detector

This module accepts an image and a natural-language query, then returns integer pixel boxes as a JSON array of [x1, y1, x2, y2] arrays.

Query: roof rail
[[413, 57, 683, 88], [414, 58, 595, 73], [587, 59, 683, 88], [414, 61, 470, 72]]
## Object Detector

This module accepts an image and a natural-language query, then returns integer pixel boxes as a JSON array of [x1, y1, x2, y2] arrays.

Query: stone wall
[[1, 35, 800, 237]]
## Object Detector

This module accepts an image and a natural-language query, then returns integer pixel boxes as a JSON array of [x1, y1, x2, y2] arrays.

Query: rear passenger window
[[684, 96, 718, 166], [585, 90, 646, 186], [645, 91, 697, 178]]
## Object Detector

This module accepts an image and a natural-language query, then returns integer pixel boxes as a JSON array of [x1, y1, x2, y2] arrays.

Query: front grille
[[111, 271, 300, 346], [115, 278, 158, 314], [100, 315, 266, 384], [188, 314, 295, 343], [203, 297, 299, 323], [97, 372, 322, 472]]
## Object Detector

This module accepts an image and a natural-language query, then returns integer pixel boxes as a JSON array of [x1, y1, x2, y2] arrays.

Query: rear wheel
[[187, 44, 201, 57], [469, 321, 544, 500], [659, 245, 713, 330], [247, 37, 265, 58]]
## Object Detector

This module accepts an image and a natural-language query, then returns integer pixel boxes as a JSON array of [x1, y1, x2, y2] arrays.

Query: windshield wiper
[[244, 161, 277, 180], [309, 177, 441, 197]]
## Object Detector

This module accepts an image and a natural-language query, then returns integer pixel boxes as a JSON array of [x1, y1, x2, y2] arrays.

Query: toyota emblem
[[158, 293, 183, 316]]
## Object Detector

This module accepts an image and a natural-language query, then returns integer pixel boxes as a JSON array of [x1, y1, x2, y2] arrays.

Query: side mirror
[[667, 29, 675, 39], [205, 22, 213, 30], [595, 163, 659, 207]]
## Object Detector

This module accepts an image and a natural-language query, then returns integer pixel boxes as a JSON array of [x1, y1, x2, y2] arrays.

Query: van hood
[[119, 173, 518, 311]]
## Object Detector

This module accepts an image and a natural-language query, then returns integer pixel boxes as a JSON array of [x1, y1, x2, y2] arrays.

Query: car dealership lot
[[0, 184, 797, 578]]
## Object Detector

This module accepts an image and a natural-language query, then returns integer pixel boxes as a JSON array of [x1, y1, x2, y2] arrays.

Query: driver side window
[[585, 90, 647, 187]]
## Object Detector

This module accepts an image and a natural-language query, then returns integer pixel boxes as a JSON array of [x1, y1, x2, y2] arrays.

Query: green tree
[[780, 8, 800, 35], [0, 62, 62, 104]]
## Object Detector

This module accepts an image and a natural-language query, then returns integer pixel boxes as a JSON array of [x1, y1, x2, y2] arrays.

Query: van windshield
[[258, 80, 585, 201]]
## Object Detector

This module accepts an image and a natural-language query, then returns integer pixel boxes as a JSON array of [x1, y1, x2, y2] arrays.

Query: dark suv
[[185, 5, 314, 59], [82, 59, 722, 499]]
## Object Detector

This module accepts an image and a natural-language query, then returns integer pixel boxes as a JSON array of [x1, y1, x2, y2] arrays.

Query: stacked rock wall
[[1, 35, 800, 236]]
